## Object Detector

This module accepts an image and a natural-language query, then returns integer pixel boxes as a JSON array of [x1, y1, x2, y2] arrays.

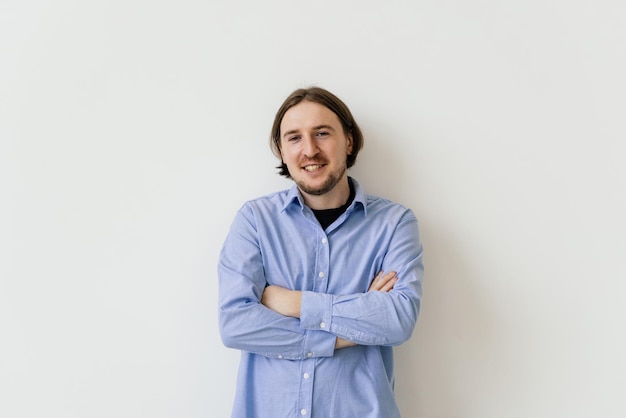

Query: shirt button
[[321, 238, 327, 244], [303, 373, 310, 379], [319, 322, 326, 329], [318, 272, 325, 278], [277, 355, 283, 359], [307, 352, 313, 358], [301, 409, 307, 415]]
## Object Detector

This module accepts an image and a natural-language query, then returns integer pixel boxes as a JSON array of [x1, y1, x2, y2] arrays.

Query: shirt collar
[[281, 176, 368, 216]]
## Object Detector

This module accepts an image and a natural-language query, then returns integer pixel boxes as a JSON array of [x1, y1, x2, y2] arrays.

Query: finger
[[369, 271, 396, 292], [368, 271, 383, 291], [379, 276, 398, 292], [377, 273, 397, 292]]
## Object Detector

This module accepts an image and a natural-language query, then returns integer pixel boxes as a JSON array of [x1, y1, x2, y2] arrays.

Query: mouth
[[303, 164, 325, 172]]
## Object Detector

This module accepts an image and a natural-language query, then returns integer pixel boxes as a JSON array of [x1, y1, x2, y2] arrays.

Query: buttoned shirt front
[[218, 178, 424, 418]]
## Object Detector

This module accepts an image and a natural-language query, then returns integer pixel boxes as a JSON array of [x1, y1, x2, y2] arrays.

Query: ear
[[346, 133, 354, 154]]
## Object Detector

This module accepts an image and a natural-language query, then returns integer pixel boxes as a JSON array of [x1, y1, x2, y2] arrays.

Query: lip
[[302, 163, 326, 173]]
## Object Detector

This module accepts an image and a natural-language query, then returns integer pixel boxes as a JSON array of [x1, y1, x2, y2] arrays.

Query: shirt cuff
[[300, 290, 333, 332], [303, 329, 336, 358]]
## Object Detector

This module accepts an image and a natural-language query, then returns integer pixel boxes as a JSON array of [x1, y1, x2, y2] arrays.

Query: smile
[[303, 164, 324, 172]]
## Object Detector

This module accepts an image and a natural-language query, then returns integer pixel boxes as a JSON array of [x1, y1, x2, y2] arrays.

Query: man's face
[[279, 101, 353, 198]]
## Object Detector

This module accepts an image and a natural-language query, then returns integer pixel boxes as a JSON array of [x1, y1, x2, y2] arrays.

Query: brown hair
[[270, 86, 364, 178]]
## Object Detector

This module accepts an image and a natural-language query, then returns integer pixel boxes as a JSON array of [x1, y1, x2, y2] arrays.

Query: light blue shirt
[[218, 178, 424, 418]]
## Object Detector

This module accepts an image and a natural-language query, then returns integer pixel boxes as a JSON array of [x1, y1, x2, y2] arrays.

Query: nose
[[302, 135, 319, 158]]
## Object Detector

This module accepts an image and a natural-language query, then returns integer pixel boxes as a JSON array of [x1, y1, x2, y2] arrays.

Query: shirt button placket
[[300, 231, 324, 414], [316, 233, 329, 293], [298, 364, 314, 418]]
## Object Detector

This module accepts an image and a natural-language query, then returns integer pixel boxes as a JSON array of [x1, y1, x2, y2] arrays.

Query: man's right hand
[[368, 270, 398, 292]]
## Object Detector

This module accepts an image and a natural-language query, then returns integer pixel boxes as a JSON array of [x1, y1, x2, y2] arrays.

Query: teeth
[[304, 165, 322, 172]]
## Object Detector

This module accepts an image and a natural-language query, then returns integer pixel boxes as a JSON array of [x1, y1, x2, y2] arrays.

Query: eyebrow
[[282, 125, 336, 139]]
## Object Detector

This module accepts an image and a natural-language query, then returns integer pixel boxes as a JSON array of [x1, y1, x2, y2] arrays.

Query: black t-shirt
[[311, 179, 356, 230]]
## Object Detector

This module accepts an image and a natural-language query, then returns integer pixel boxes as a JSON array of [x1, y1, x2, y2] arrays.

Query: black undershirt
[[311, 179, 356, 230]]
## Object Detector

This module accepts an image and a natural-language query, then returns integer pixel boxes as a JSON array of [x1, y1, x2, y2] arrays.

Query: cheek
[[280, 147, 298, 163]]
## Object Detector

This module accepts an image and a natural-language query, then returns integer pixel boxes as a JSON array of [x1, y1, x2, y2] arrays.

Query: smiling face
[[279, 100, 354, 209]]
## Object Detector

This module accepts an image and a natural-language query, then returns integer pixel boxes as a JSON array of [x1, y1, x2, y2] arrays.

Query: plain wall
[[1, 1, 625, 417]]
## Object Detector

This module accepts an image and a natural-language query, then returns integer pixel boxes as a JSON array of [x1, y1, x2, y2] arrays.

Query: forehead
[[280, 101, 342, 132]]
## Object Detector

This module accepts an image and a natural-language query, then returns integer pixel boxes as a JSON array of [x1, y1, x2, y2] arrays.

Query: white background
[[1, 1, 625, 417]]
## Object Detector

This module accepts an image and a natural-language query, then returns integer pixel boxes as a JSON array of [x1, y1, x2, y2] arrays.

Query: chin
[[297, 177, 339, 196]]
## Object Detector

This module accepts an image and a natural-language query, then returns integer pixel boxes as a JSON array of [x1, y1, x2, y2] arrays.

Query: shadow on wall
[[353, 129, 499, 416]]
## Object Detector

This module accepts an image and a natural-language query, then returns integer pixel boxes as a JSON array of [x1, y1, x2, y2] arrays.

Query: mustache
[[300, 157, 328, 165]]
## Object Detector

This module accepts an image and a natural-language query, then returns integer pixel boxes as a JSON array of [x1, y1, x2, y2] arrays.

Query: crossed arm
[[261, 271, 399, 349], [219, 205, 423, 357]]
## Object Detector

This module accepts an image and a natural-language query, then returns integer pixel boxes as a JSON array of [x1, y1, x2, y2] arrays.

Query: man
[[218, 87, 424, 417]]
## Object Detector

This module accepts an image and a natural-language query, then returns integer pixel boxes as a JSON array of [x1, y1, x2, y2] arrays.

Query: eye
[[315, 131, 329, 137], [288, 135, 301, 142]]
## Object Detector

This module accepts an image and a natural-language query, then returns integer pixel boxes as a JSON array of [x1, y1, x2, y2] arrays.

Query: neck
[[301, 176, 351, 210]]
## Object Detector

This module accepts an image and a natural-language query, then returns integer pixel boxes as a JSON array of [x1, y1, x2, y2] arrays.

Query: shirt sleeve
[[218, 204, 337, 360], [299, 210, 424, 346]]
